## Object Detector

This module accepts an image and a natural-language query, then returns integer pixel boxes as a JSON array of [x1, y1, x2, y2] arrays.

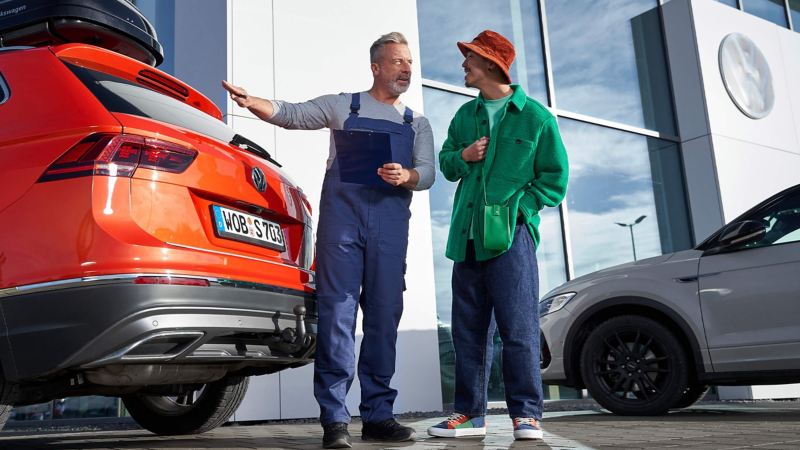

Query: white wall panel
[[751, 383, 800, 400], [271, 0, 424, 110], [711, 134, 800, 221], [720, 383, 800, 400], [228, 0, 276, 156], [233, 373, 281, 421], [278, 364, 320, 419], [779, 30, 800, 156]]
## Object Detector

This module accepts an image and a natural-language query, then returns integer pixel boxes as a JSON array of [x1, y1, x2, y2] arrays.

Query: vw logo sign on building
[[718, 32, 774, 119], [251, 167, 267, 192]]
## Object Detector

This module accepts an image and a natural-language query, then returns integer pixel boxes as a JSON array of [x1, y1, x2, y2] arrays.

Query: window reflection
[[423, 86, 478, 402], [788, 0, 800, 30], [417, 0, 547, 103], [715, 0, 739, 7], [9, 397, 119, 422], [57, 396, 119, 419], [538, 207, 567, 296], [9, 402, 52, 421], [559, 118, 691, 277], [732, 189, 800, 250], [743, 0, 789, 27], [545, 0, 676, 134], [423, 88, 468, 328]]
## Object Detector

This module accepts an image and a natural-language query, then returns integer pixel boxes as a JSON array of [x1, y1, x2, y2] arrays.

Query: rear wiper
[[230, 134, 282, 167]]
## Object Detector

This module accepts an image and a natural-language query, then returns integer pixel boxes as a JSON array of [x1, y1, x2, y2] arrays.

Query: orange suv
[[0, 0, 316, 434]]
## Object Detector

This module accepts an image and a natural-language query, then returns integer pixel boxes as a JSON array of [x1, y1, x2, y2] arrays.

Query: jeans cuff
[[508, 413, 542, 420], [320, 415, 351, 426]]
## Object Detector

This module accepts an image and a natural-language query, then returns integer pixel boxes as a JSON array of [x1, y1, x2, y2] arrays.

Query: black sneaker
[[322, 422, 352, 449], [361, 418, 417, 442]]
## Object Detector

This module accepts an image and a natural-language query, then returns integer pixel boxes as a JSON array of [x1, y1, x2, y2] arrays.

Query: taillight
[[296, 189, 314, 271], [300, 191, 313, 217], [38, 133, 198, 182]]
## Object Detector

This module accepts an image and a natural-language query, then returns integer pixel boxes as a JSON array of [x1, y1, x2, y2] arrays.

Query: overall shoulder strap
[[349, 92, 360, 116], [403, 106, 413, 125]]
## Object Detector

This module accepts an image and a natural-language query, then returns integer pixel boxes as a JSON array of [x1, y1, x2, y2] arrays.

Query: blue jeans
[[451, 225, 544, 419]]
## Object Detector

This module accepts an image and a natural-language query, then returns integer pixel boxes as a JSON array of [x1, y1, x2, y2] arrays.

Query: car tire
[[122, 375, 249, 435], [580, 315, 689, 416], [673, 384, 709, 409]]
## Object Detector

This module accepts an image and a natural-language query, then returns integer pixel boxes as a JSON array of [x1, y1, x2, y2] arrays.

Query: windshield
[[66, 62, 236, 144]]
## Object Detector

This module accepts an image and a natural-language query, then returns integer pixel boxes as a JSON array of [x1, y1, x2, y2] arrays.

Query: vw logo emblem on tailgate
[[251, 167, 267, 192]]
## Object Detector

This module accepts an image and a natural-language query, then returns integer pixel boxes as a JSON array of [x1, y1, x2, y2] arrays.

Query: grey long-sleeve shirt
[[266, 91, 435, 191]]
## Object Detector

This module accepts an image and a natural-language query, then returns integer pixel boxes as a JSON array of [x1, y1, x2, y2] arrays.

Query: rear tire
[[122, 375, 249, 435], [580, 315, 689, 416]]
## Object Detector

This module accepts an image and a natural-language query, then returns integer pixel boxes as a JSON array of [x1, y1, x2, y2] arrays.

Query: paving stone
[[1, 403, 799, 449]]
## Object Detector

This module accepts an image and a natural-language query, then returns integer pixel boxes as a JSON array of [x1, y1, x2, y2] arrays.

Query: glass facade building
[[9, 0, 800, 423]]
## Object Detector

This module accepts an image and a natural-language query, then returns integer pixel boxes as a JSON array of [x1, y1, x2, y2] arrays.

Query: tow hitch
[[267, 305, 310, 354]]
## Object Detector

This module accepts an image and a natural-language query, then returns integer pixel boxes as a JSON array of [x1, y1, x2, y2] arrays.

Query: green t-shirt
[[484, 93, 512, 133]]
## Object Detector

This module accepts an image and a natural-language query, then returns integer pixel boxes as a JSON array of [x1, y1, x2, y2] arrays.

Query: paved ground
[[2, 401, 800, 449]]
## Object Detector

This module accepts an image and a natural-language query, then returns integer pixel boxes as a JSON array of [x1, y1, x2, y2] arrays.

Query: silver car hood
[[541, 249, 703, 300]]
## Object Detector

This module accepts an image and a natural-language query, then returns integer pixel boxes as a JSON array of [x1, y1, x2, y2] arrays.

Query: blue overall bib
[[313, 93, 415, 425]]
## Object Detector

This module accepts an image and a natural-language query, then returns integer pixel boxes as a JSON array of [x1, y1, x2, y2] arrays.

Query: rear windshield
[[65, 62, 235, 144]]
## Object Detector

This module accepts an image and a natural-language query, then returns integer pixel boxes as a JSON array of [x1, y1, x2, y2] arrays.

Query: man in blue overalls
[[222, 32, 435, 448]]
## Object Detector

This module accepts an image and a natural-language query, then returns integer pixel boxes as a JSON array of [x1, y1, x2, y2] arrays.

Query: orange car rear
[[0, 7, 316, 435]]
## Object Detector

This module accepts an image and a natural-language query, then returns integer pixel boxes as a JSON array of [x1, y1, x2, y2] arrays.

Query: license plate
[[211, 205, 285, 251]]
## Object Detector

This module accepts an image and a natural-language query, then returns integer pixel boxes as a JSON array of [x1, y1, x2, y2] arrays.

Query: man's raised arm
[[222, 80, 274, 121]]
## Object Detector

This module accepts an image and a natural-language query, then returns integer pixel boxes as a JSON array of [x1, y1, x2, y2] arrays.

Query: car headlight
[[539, 292, 576, 317]]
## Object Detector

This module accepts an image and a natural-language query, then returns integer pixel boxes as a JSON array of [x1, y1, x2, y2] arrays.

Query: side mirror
[[717, 220, 767, 248]]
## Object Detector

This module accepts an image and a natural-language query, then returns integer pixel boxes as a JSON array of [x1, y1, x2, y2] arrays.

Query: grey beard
[[388, 80, 410, 95]]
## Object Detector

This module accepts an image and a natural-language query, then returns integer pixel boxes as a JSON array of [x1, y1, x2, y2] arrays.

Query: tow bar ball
[[272, 305, 308, 354]]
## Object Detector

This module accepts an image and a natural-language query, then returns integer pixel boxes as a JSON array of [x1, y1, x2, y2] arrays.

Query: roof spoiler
[[55, 44, 222, 121]]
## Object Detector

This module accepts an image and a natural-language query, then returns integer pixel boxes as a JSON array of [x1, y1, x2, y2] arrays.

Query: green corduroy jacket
[[439, 85, 569, 262]]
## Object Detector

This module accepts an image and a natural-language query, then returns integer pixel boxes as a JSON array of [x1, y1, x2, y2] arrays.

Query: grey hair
[[369, 32, 408, 63]]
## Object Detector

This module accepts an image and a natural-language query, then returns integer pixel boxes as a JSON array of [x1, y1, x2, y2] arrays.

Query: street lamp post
[[615, 215, 647, 261]]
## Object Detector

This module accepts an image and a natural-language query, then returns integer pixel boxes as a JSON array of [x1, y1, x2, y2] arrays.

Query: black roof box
[[0, 0, 163, 66]]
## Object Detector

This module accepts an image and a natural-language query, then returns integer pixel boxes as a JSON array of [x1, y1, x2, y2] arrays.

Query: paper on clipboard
[[332, 129, 392, 186]]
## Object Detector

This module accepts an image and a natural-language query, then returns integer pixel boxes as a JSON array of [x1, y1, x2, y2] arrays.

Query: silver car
[[540, 184, 800, 415]]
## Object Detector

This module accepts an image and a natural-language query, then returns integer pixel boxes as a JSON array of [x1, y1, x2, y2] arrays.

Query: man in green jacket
[[427, 30, 568, 441]]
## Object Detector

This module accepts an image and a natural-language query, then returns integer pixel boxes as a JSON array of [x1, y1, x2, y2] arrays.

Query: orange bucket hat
[[457, 30, 516, 84]]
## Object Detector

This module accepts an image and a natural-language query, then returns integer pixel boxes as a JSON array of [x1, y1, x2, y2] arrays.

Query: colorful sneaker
[[512, 417, 543, 440], [427, 413, 486, 437]]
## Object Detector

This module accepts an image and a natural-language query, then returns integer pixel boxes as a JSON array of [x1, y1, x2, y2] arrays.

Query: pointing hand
[[222, 80, 254, 108]]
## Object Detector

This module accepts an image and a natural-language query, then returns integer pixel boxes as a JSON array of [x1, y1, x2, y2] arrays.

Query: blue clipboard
[[333, 129, 392, 187]]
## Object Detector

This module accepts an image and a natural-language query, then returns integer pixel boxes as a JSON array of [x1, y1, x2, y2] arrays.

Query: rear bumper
[[0, 275, 316, 383]]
